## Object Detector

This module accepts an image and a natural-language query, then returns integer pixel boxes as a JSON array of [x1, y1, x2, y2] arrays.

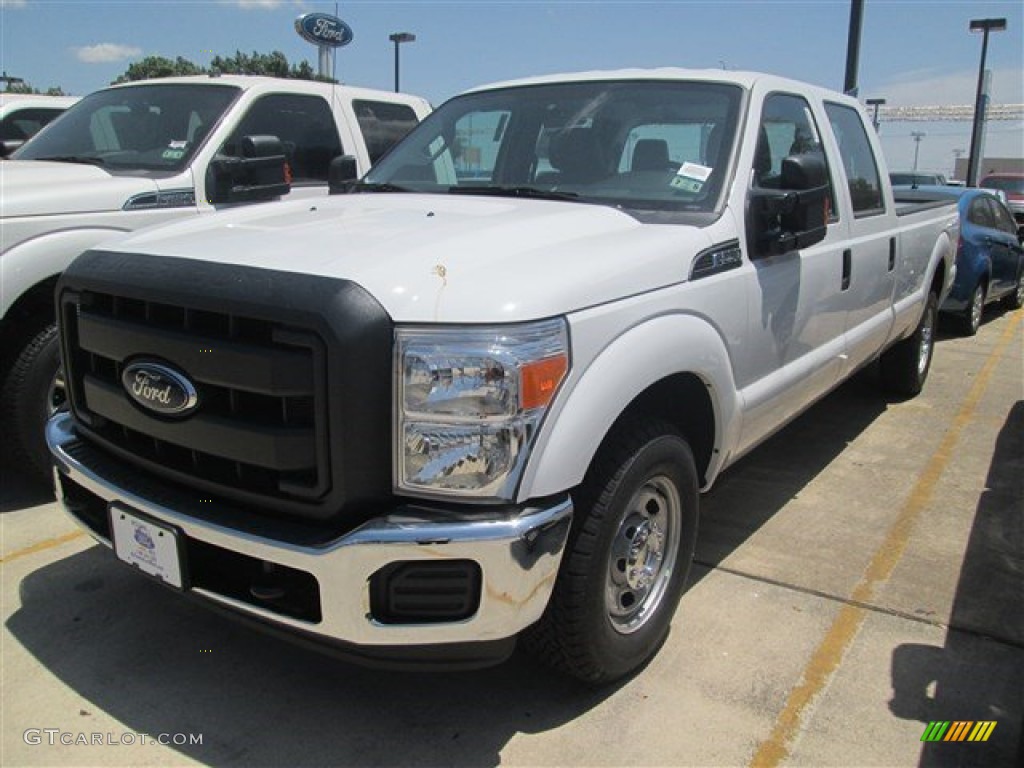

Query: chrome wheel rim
[[47, 366, 67, 417], [917, 303, 935, 377], [969, 286, 984, 332], [606, 474, 682, 634], [1015, 279, 1024, 306]]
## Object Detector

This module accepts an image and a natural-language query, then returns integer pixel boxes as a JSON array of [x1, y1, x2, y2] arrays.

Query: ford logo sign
[[122, 361, 199, 417], [295, 13, 353, 48]]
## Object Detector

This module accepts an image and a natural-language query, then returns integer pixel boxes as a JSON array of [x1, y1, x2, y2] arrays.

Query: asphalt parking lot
[[2, 308, 1021, 768]]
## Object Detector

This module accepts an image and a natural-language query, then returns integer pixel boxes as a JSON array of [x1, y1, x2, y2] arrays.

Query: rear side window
[[353, 100, 419, 164], [0, 107, 64, 141], [824, 103, 884, 217], [967, 196, 995, 228], [987, 198, 1017, 235], [220, 93, 342, 183]]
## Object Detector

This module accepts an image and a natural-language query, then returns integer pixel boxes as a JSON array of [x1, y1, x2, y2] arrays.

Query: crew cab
[[1, 75, 430, 479], [47, 69, 958, 683]]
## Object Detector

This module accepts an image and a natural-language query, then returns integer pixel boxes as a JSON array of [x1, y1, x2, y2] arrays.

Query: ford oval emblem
[[122, 361, 199, 417], [295, 13, 354, 48]]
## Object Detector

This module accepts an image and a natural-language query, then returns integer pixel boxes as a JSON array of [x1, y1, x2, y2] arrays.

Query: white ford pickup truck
[[1, 75, 430, 479], [47, 69, 958, 683]]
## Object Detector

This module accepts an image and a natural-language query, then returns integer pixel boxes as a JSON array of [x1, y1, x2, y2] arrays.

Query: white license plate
[[110, 505, 184, 589]]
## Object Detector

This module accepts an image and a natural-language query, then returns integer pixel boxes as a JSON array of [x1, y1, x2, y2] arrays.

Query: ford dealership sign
[[295, 13, 353, 48]]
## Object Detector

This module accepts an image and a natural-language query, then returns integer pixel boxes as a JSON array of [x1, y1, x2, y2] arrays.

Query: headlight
[[395, 318, 569, 500]]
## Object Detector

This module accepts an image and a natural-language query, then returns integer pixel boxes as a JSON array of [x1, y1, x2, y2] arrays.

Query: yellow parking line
[[0, 530, 87, 565], [750, 314, 1021, 768]]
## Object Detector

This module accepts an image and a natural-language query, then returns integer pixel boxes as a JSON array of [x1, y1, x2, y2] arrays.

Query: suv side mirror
[[748, 152, 829, 259], [206, 134, 291, 204], [328, 155, 358, 194]]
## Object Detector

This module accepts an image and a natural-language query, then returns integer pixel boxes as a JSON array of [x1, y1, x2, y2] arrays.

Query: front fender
[[1, 227, 128, 318], [519, 312, 741, 501]]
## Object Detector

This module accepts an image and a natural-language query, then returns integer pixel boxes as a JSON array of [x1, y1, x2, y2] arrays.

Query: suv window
[[824, 102, 885, 217], [220, 93, 342, 183], [353, 100, 419, 164]]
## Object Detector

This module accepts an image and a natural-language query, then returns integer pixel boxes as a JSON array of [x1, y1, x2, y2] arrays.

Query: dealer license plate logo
[[110, 506, 183, 589]]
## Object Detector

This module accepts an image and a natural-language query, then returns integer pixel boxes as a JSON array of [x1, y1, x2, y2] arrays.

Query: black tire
[[960, 282, 985, 336], [1002, 270, 1024, 311], [522, 419, 699, 684], [1, 323, 64, 484], [880, 291, 938, 398]]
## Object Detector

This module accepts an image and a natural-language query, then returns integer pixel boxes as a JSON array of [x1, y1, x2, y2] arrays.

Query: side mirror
[[206, 134, 291, 204], [0, 139, 25, 158], [748, 152, 830, 259], [328, 155, 358, 195]]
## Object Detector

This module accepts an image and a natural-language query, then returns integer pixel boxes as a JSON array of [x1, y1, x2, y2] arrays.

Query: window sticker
[[671, 161, 713, 192], [168, 140, 188, 150], [161, 149, 185, 160]]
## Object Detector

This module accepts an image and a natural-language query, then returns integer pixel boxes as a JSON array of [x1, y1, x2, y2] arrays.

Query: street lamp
[[965, 17, 1006, 187], [865, 98, 886, 131], [388, 32, 416, 93], [911, 132, 925, 172]]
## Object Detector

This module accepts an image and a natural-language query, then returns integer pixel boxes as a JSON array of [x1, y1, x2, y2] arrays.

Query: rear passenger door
[[823, 102, 897, 374], [981, 196, 1024, 294]]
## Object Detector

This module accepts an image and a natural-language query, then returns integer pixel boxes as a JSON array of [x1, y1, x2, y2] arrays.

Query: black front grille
[[57, 250, 395, 525], [62, 289, 330, 505]]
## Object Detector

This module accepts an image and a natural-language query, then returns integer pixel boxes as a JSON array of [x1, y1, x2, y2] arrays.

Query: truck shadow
[[7, 546, 615, 767], [694, 365, 888, 576], [888, 400, 1024, 766]]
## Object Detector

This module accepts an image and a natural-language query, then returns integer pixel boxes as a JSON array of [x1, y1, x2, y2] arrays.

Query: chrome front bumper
[[47, 413, 572, 656]]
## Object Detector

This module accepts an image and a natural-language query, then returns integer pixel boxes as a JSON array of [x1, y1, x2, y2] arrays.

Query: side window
[[968, 197, 995, 229], [0, 107, 63, 141], [220, 94, 342, 184], [986, 198, 1016, 235], [824, 102, 884, 217], [755, 93, 836, 220], [353, 100, 419, 164]]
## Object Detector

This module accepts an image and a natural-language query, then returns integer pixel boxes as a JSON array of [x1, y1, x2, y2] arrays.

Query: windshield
[[15, 83, 240, 173], [364, 80, 743, 218], [981, 176, 1024, 195]]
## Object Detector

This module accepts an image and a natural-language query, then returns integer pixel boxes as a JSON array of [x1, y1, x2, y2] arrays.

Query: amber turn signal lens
[[521, 355, 568, 410]]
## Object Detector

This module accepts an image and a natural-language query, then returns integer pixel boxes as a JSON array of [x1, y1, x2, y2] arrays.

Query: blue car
[[895, 185, 1024, 335]]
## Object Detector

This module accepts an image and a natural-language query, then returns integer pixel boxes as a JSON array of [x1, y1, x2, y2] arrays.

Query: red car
[[980, 172, 1024, 228]]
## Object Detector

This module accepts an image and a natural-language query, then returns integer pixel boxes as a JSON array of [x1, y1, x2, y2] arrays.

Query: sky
[[1, 0, 1021, 175]]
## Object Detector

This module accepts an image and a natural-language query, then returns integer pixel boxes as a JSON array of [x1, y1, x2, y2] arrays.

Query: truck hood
[[104, 194, 715, 323], [0, 160, 157, 217]]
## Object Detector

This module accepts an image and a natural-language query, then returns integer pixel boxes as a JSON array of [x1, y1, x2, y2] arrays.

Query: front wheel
[[961, 282, 985, 336], [1002, 270, 1024, 311], [880, 291, 938, 398], [1, 324, 65, 484], [522, 420, 699, 684]]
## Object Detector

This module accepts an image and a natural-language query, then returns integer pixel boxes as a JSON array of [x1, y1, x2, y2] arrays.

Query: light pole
[[966, 18, 1006, 187], [388, 32, 416, 93], [911, 132, 925, 172], [865, 98, 886, 131]]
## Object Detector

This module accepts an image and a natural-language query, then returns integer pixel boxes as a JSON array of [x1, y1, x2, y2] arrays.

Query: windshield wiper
[[351, 181, 412, 193], [35, 155, 107, 166], [449, 185, 579, 202]]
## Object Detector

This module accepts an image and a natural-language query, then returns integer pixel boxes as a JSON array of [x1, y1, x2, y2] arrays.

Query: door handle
[[842, 249, 852, 291], [888, 238, 896, 271]]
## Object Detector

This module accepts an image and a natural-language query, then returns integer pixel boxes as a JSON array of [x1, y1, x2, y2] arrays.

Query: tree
[[113, 55, 205, 84], [112, 51, 334, 85], [3, 81, 68, 96]]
